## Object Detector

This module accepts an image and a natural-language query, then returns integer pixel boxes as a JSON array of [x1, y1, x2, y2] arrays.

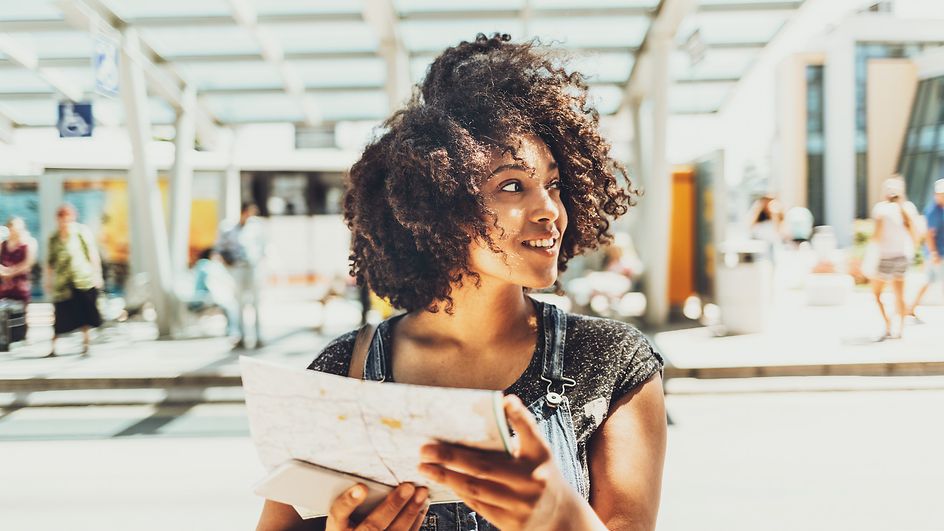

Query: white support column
[[120, 28, 176, 337], [363, 0, 412, 111], [823, 25, 857, 246], [169, 86, 196, 275], [38, 174, 64, 298], [641, 36, 673, 327], [221, 165, 241, 225]]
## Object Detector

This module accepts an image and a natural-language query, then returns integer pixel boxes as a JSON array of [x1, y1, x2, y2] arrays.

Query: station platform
[[1, 283, 942, 407]]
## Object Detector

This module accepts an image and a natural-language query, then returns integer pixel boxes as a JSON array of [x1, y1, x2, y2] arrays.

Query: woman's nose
[[529, 189, 559, 224]]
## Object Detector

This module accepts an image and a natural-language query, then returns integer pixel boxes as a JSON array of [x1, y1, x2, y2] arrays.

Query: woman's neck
[[402, 277, 536, 351]]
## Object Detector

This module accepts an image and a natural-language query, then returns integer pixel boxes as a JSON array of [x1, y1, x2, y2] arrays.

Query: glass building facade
[[899, 74, 944, 212]]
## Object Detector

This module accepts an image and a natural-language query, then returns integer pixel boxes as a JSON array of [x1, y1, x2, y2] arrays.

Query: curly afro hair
[[344, 33, 637, 313]]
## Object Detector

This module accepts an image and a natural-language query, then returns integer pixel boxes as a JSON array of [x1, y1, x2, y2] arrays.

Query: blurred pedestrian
[[748, 194, 784, 262], [869, 177, 919, 339], [908, 178, 944, 318], [216, 202, 265, 349], [0, 217, 37, 344], [44, 204, 103, 357], [189, 248, 239, 340], [0, 217, 37, 302]]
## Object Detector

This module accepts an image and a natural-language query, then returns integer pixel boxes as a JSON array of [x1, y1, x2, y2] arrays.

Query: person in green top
[[43, 204, 103, 357]]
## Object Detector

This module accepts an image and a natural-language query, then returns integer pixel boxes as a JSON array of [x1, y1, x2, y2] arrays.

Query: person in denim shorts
[[909, 179, 944, 317], [257, 34, 666, 531]]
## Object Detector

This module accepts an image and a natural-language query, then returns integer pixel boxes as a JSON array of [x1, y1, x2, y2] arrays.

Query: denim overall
[[363, 300, 588, 530]]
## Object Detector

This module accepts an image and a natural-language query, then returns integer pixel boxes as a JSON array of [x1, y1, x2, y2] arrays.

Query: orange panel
[[669, 166, 695, 306]]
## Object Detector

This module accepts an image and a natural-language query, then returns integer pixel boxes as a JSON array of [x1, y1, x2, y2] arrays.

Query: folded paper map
[[239, 356, 514, 505]]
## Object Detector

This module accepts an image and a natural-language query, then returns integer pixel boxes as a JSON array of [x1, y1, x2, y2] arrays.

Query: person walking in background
[[44, 204, 103, 357], [748, 194, 785, 262], [216, 202, 265, 349], [909, 178, 944, 317], [0, 217, 37, 344], [869, 177, 919, 340], [189, 248, 239, 341]]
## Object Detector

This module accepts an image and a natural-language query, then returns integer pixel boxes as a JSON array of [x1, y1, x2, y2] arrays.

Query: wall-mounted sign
[[57, 101, 93, 137]]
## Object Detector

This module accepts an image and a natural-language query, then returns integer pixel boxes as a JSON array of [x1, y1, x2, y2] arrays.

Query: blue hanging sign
[[93, 34, 120, 97], [57, 101, 93, 138]]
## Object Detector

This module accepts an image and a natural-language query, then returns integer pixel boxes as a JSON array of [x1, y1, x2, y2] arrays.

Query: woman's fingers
[[418, 463, 534, 514], [386, 486, 429, 530], [419, 442, 535, 488], [327, 484, 368, 527], [354, 483, 416, 531], [504, 395, 551, 462]]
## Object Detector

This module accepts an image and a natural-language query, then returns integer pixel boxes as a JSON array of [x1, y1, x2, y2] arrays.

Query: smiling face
[[467, 134, 568, 290]]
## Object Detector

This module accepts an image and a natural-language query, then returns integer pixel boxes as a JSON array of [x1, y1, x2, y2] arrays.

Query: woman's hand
[[326, 482, 429, 531], [418, 395, 589, 530]]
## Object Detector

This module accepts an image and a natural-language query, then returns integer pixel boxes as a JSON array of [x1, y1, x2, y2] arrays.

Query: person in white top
[[216, 202, 266, 349], [869, 177, 919, 339]]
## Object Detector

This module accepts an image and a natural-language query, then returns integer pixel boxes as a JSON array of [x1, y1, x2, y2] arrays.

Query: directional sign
[[57, 101, 93, 138]]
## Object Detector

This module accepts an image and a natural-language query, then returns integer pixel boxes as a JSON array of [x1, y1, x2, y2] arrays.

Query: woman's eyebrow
[[489, 161, 558, 177]]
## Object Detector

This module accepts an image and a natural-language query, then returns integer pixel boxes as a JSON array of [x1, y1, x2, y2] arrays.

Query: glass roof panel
[[699, 0, 800, 4], [42, 66, 97, 94], [529, 16, 649, 48], [682, 11, 789, 45], [176, 62, 283, 91], [0, 98, 58, 126], [139, 27, 259, 57], [0, 0, 63, 21], [310, 91, 388, 122], [101, 0, 232, 20], [263, 22, 378, 53], [251, 0, 363, 16], [533, 0, 658, 9], [396, 0, 523, 13], [0, 69, 55, 93], [567, 52, 635, 83], [587, 84, 623, 115], [400, 20, 524, 52], [204, 93, 305, 123], [670, 48, 759, 81], [669, 82, 734, 114], [292, 58, 386, 88], [13, 31, 93, 59]]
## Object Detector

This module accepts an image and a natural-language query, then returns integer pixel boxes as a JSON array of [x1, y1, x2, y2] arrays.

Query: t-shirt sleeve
[[611, 324, 665, 401], [307, 330, 357, 376]]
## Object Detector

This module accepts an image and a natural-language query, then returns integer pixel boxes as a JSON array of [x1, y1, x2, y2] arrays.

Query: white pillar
[[38, 174, 63, 299], [221, 164, 241, 225], [119, 28, 176, 337], [823, 26, 857, 246], [641, 36, 673, 327], [169, 85, 196, 274]]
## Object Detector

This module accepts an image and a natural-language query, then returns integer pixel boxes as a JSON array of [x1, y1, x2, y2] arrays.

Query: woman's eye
[[548, 180, 562, 190], [500, 181, 523, 192]]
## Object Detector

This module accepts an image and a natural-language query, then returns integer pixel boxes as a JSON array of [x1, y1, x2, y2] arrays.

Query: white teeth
[[525, 238, 556, 248]]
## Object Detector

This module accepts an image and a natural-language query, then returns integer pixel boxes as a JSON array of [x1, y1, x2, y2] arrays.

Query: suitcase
[[0, 299, 27, 352]]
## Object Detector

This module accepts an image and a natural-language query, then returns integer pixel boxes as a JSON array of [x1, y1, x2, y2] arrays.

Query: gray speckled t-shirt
[[307, 305, 664, 484]]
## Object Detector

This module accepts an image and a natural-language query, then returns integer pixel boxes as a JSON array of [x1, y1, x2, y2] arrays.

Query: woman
[[44, 204, 103, 357], [257, 34, 666, 531], [0, 217, 37, 342], [869, 177, 919, 339]]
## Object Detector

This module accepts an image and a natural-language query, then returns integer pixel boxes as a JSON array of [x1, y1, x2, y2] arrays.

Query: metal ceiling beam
[[224, 0, 320, 125], [698, 1, 803, 12], [363, 0, 412, 112], [0, 109, 14, 142], [57, 0, 221, 148], [0, 32, 84, 101], [624, 0, 699, 105], [124, 12, 363, 28]]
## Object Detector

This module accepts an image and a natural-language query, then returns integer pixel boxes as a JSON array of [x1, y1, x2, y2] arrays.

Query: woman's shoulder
[[563, 312, 664, 395], [306, 329, 358, 376]]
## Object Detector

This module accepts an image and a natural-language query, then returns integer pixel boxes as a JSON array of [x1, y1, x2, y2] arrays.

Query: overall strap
[[348, 323, 377, 379], [539, 303, 575, 407], [361, 320, 390, 382]]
